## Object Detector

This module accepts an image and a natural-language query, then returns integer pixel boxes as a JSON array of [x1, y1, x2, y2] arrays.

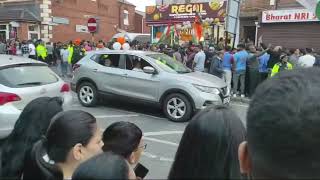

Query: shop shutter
[[259, 22, 320, 50]]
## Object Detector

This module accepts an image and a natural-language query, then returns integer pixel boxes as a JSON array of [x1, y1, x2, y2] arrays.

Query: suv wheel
[[77, 82, 98, 107], [163, 93, 192, 122]]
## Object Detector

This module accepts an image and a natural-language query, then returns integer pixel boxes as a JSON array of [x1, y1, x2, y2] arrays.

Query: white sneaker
[[241, 94, 245, 98], [233, 94, 237, 98]]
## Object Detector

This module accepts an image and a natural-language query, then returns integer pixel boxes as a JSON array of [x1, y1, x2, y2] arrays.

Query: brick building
[[134, 10, 151, 34], [240, 0, 320, 49], [0, 0, 147, 42]]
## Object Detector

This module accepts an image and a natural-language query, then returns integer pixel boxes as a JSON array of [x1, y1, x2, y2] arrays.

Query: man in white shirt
[[193, 45, 206, 72], [299, 48, 315, 67], [28, 40, 36, 60]]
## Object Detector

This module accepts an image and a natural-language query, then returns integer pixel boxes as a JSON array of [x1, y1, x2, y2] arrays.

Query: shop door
[[0, 31, 6, 41], [243, 26, 256, 43], [0, 24, 8, 41]]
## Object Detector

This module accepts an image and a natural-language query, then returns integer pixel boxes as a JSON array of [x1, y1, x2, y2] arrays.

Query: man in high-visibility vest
[[271, 54, 293, 77], [67, 41, 74, 77], [36, 41, 47, 62]]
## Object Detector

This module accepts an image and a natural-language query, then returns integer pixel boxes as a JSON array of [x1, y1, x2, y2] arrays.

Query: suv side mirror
[[143, 66, 156, 74]]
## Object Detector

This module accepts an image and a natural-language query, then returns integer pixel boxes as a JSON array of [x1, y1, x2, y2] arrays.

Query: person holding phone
[[102, 122, 149, 179]]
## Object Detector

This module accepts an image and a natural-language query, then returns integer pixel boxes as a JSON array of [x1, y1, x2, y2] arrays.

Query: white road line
[[144, 137, 179, 147], [95, 114, 139, 118], [142, 152, 174, 162], [144, 131, 184, 137], [143, 152, 157, 159]]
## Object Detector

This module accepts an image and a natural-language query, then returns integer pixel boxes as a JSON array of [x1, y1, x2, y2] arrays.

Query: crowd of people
[[158, 41, 320, 98], [1, 38, 320, 98], [0, 66, 320, 179]]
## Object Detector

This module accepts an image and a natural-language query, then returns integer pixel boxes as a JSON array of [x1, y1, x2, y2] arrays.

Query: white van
[[112, 33, 151, 44]]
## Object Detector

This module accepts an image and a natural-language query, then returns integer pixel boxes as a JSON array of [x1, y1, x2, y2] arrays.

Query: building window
[[124, 10, 129, 25], [28, 25, 40, 41]]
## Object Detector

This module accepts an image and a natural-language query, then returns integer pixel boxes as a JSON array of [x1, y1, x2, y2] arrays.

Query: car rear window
[[0, 65, 59, 88]]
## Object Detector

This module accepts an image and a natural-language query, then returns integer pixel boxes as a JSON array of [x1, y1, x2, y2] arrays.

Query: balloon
[[122, 43, 130, 51], [117, 37, 126, 45], [113, 42, 121, 50]]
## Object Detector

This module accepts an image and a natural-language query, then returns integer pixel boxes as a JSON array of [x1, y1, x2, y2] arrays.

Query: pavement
[[65, 92, 249, 179]]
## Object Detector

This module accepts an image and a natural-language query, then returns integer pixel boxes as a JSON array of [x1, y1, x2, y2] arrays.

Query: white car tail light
[[60, 83, 70, 93], [0, 92, 21, 105]]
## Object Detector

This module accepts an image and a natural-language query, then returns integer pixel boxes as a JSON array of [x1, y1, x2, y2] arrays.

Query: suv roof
[[93, 50, 160, 56], [0, 55, 45, 67]]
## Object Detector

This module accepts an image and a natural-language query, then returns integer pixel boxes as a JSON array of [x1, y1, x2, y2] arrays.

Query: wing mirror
[[143, 66, 156, 74]]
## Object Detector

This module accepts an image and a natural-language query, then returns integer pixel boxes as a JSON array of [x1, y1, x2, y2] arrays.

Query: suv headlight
[[193, 84, 220, 95]]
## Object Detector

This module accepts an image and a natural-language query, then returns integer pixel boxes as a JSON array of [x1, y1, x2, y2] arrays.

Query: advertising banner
[[146, 1, 227, 24], [262, 9, 319, 23]]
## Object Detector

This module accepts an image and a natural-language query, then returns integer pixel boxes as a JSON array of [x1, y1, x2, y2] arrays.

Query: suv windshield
[[0, 65, 58, 88], [147, 54, 191, 74]]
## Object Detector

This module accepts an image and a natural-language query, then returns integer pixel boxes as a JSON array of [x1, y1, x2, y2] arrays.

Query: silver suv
[[71, 50, 230, 122]]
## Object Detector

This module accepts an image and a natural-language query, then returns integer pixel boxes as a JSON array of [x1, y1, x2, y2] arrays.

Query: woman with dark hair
[[72, 152, 136, 180], [1, 97, 63, 179], [102, 121, 145, 166], [24, 110, 104, 180], [168, 105, 246, 179]]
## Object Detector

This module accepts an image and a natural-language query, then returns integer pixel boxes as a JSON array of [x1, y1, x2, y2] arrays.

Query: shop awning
[[0, 3, 41, 22]]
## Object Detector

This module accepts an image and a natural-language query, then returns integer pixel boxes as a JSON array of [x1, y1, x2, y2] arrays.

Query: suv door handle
[[93, 69, 98, 72]]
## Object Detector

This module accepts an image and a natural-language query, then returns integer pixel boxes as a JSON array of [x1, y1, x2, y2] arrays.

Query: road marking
[[143, 152, 157, 159], [95, 114, 139, 118], [231, 103, 249, 108], [144, 131, 184, 137], [144, 137, 179, 147], [142, 152, 174, 162]]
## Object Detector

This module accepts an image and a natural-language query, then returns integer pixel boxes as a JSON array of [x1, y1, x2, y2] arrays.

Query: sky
[[126, 0, 156, 12]]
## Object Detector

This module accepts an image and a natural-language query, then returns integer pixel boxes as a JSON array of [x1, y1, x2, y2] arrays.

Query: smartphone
[[134, 163, 149, 179]]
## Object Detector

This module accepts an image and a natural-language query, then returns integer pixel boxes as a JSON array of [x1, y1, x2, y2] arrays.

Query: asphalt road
[[65, 93, 249, 179]]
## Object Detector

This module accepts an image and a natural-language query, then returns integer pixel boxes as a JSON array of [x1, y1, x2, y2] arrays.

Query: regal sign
[[262, 9, 320, 23], [146, 1, 227, 24]]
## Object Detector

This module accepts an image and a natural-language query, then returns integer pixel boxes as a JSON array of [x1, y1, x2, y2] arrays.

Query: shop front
[[259, 9, 320, 49], [146, 0, 227, 46]]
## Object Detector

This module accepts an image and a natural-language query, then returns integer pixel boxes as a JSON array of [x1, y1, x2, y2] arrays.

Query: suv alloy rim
[[167, 97, 186, 119], [79, 86, 94, 104]]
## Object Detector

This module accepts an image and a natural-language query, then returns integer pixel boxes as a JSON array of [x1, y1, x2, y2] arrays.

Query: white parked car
[[0, 55, 72, 138]]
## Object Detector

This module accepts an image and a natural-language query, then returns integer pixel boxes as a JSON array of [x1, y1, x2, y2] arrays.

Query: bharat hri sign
[[262, 9, 320, 23]]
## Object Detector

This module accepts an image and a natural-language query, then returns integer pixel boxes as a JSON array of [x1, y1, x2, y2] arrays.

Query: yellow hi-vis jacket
[[68, 45, 74, 64], [271, 62, 293, 77], [36, 45, 47, 60]]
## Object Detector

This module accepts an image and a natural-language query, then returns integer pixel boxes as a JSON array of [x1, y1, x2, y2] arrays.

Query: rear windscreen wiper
[[17, 82, 42, 86]]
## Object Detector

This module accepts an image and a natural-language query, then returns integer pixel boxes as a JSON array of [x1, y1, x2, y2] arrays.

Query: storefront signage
[[262, 9, 320, 23], [146, 1, 227, 24]]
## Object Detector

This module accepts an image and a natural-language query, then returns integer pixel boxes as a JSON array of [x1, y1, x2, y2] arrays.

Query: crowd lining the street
[[1, 38, 319, 98]]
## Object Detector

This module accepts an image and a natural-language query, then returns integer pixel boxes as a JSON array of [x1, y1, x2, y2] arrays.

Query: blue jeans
[[57, 60, 69, 76]]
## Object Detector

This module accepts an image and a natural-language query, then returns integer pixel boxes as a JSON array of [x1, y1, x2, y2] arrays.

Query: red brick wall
[[120, 4, 136, 32], [133, 13, 151, 34], [51, 0, 136, 43]]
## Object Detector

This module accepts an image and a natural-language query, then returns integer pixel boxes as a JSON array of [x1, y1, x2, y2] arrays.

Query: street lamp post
[[254, 21, 260, 47]]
